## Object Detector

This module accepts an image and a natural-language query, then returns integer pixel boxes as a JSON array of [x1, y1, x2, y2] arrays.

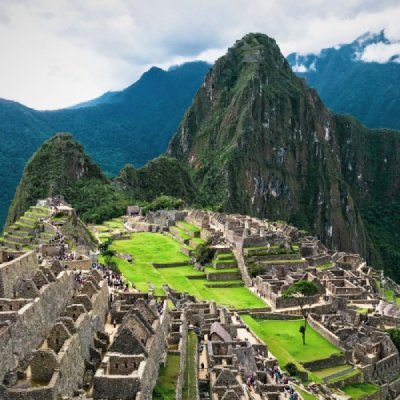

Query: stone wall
[[0, 271, 75, 382], [63, 258, 91, 270], [176, 313, 188, 400], [302, 354, 346, 371], [206, 271, 241, 281], [138, 302, 169, 400], [90, 280, 110, 330], [0, 251, 38, 298], [307, 315, 343, 350], [93, 372, 140, 400]]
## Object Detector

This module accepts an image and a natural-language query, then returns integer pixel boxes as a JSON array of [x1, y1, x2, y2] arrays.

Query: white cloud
[[361, 42, 400, 63], [0, 0, 399, 109]]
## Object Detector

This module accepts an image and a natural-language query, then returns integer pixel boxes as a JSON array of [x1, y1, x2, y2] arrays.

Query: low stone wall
[[0, 271, 75, 383], [302, 354, 346, 371], [329, 370, 363, 388], [249, 313, 301, 320], [205, 282, 244, 288], [206, 271, 241, 281], [0, 251, 38, 298], [153, 262, 189, 268], [181, 247, 194, 257]]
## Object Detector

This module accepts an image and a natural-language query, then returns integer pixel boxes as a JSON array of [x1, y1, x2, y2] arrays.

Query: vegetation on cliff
[[6, 133, 131, 226], [6, 134, 198, 227], [169, 33, 400, 280]]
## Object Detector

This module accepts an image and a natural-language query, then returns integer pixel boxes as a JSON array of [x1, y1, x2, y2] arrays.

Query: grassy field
[[341, 383, 379, 399], [177, 221, 200, 233], [241, 315, 342, 381], [153, 353, 180, 399], [107, 233, 265, 308], [182, 331, 198, 400]]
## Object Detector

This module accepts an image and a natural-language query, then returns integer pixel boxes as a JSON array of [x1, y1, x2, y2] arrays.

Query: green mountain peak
[[169, 32, 400, 280]]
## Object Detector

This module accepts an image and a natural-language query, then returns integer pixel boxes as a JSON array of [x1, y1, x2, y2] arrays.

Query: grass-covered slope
[[169, 32, 400, 280]]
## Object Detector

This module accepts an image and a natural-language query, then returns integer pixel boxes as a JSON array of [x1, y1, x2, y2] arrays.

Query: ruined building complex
[[1, 200, 400, 399]]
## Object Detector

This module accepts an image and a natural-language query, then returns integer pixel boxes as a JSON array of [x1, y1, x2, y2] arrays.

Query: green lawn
[[172, 227, 191, 240], [190, 237, 205, 246], [341, 383, 379, 399], [182, 331, 197, 400], [107, 233, 265, 309], [177, 221, 200, 233], [384, 288, 400, 305], [153, 354, 180, 399], [316, 261, 334, 270], [241, 316, 341, 379]]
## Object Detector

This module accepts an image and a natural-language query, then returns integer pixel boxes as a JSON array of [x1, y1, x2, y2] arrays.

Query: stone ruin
[[0, 241, 169, 400]]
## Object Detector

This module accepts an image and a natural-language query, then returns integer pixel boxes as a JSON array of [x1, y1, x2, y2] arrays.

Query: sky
[[0, 0, 399, 110]]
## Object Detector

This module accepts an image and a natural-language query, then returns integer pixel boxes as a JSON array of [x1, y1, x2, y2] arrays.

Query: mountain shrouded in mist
[[287, 31, 400, 130]]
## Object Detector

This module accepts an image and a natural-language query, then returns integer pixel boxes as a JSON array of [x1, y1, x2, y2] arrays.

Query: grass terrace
[[316, 261, 334, 270], [176, 221, 200, 234], [153, 353, 180, 399], [340, 383, 379, 399], [241, 315, 343, 382], [105, 233, 265, 309]]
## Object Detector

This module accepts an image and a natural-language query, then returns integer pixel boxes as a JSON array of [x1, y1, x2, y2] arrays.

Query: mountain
[[6, 133, 129, 225], [169, 33, 400, 280], [0, 61, 210, 228], [287, 31, 400, 130], [7, 133, 197, 226]]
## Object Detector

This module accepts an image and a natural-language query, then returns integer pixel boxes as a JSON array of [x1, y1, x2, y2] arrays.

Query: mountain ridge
[[287, 31, 400, 130], [0, 61, 210, 228]]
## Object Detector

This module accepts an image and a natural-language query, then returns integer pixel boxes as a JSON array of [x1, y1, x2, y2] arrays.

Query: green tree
[[194, 240, 215, 265], [388, 329, 400, 353], [282, 280, 319, 345]]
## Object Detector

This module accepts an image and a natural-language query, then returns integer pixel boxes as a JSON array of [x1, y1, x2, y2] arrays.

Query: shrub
[[285, 362, 298, 376], [195, 240, 215, 265]]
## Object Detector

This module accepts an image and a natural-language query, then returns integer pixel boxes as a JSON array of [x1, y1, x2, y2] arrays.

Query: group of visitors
[[92, 262, 129, 291], [264, 365, 299, 399], [245, 374, 257, 390], [73, 269, 85, 285]]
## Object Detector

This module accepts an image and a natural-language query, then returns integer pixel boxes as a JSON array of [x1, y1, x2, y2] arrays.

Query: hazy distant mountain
[[287, 31, 400, 129], [0, 61, 210, 227]]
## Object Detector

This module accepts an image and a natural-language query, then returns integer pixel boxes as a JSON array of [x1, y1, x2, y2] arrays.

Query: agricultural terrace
[[241, 315, 353, 383], [340, 383, 380, 399], [105, 232, 265, 309]]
